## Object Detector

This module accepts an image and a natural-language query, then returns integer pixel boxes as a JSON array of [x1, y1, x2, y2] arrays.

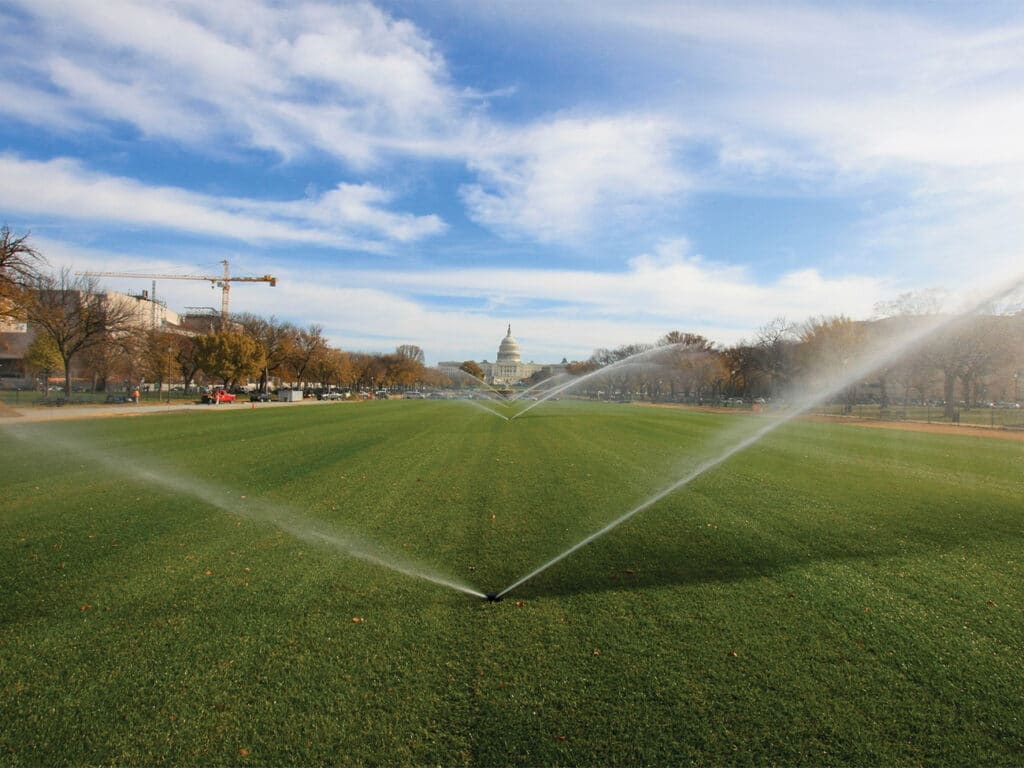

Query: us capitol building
[[439, 325, 565, 386]]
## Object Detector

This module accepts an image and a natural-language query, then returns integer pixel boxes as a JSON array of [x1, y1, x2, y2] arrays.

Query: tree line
[[560, 309, 1023, 419], [4, 227, 1022, 413]]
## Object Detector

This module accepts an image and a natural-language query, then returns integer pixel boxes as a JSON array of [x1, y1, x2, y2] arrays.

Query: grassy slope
[[1, 400, 1022, 765]]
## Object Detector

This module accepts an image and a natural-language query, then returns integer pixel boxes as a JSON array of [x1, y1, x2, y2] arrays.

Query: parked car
[[202, 388, 237, 404], [405, 391, 425, 399], [250, 391, 272, 402]]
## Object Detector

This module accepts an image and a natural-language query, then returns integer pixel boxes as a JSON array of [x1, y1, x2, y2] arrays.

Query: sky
[[2, 0, 1023, 365]]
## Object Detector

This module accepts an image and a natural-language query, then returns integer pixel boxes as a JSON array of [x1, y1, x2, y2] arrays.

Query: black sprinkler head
[[485, 592, 502, 602]]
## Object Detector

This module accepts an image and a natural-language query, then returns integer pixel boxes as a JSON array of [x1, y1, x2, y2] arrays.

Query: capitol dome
[[496, 324, 521, 363]]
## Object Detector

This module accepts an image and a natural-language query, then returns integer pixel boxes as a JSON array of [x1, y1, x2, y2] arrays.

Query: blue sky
[[2, 1, 1022, 364]]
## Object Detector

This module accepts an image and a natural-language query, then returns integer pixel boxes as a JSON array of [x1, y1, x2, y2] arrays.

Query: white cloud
[[45, 235, 892, 364], [461, 115, 687, 242], [0, 154, 443, 248], [4, 0, 461, 165]]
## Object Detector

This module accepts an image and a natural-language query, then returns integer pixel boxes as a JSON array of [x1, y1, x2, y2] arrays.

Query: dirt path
[[641, 402, 1024, 442], [0, 398, 317, 423]]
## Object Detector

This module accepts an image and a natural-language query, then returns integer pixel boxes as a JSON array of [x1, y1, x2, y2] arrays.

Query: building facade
[[441, 325, 564, 386]]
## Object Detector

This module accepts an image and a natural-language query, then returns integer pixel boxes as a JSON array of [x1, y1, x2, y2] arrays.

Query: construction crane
[[77, 260, 277, 325]]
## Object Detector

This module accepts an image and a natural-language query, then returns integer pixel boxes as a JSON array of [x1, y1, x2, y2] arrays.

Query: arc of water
[[511, 346, 682, 420], [447, 369, 515, 407], [496, 274, 1024, 598], [509, 373, 572, 402], [462, 397, 510, 421], [3, 425, 486, 599]]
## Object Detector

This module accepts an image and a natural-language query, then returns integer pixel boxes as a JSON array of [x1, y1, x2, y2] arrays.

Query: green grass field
[[2, 400, 1022, 766]]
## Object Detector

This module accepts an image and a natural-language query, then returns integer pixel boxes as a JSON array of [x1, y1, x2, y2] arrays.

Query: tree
[[0, 225, 46, 324], [657, 331, 721, 402], [237, 314, 296, 392], [193, 330, 263, 388], [396, 344, 425, 365], [27, 270, 136, 396], [753, 317, 797, 398], [24, 333, 62, 394], [138, 330, 184, 393], [721, 343, 762, 398], [797, 316, 865, 412], [459, 360, 484, 382], [287, 324, 327, 387]]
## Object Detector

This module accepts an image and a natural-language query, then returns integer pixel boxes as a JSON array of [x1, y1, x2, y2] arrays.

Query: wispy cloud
[[3, 0, 462, 165], [0, 154, 444, 248]]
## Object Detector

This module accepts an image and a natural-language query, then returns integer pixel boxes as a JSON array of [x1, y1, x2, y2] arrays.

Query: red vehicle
[[202, 388, 237, 404]]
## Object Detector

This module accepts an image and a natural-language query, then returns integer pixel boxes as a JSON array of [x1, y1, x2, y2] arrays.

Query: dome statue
[[496, 324, 521, 363]]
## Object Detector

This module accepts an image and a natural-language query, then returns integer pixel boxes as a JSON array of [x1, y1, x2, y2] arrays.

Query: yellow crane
[[77, 259, 277, 325]]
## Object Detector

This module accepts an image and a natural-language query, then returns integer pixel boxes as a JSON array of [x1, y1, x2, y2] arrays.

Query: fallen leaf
[[238, 748, 249, 757], [352, 617, 363, 623], [986, 599, 997, 607], [515, 600, 525, 607], [80, 604, 92, 611], [204, 569, 213, 576], [592, 649, 600, 656], [727, 650, 739, 657], [168, 715, 177, 722]]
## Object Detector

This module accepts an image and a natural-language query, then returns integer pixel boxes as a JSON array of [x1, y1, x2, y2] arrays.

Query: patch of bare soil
[[0, 401, 22, 418], [640, 402, 1024, 442]]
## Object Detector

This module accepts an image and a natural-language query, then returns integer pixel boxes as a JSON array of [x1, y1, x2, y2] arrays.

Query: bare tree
[[1, 225, 47, 324], [754, 317, 797, 398], [27, 270, 137, 396], [396, 344, 426, 365]]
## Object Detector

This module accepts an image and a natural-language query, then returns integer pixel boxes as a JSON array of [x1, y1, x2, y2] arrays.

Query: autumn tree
[[311, 348, 351, 389], [28, 270, 137, 396], [137, 330, 186, 393], [0, 225, 46, 324], [193, 330, 263, 388], [797, 316, 865, 412], [237, 313, 296, 392], [459, 360, 484, 383], [287, 324, 327, 387], [24, 334, 62, 394]]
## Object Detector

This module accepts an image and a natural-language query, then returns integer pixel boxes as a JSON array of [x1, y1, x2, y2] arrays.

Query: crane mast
[[77, 259, 277, 326]]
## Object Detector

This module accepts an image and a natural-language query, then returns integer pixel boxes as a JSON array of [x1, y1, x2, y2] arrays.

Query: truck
[[202, 388, 237, 404]]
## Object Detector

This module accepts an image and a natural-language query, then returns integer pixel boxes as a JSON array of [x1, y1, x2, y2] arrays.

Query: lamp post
[[166, 345, 173, 404]]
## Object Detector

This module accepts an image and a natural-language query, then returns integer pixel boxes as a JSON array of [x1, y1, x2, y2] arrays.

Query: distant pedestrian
[[133, 388, 140, 404]]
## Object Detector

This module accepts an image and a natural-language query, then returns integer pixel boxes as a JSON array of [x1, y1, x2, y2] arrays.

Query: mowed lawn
[[1, 400, 1022, 766]]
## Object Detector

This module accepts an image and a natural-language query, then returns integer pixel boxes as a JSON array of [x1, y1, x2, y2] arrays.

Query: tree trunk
[[943, 370, 956, 419]]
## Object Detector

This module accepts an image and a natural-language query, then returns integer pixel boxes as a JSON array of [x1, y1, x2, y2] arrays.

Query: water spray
[[492, 273, 1024, 598], [510, 345, 686, 419]]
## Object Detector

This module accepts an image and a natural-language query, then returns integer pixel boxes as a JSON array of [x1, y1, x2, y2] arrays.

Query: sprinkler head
[[484, 592, 502, 602]]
